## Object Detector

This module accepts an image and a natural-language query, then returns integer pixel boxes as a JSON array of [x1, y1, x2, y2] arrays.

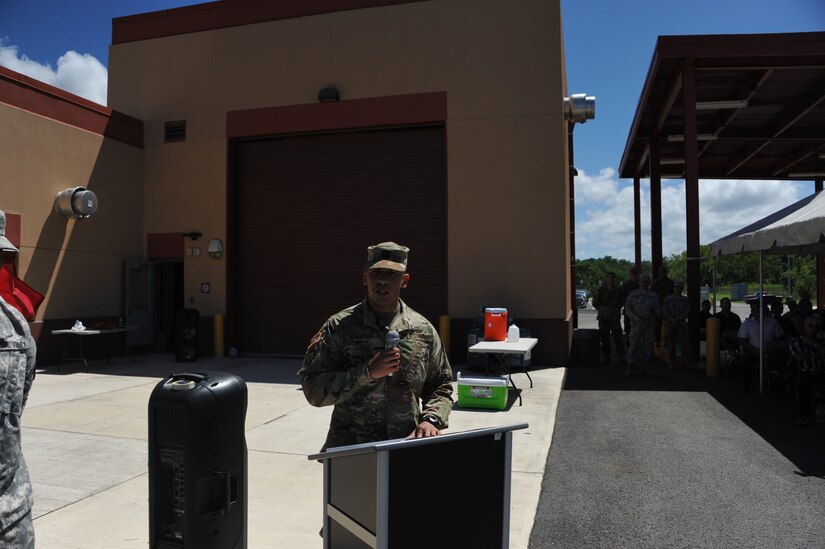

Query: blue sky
[[1, 0, 824, 260]]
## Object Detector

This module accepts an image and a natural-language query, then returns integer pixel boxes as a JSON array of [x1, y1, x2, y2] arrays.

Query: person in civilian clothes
[[298, 241, 453, 451], [714, 297, 742, 352], [789, 312, 825, 426], [738, 301, 785, 393]]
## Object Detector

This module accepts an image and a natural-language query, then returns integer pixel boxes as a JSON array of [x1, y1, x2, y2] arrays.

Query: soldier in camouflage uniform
[[299, 242, 453, 451], [650, 265, 674, 345], [623, 272, 660, 376], [592, 272, 625, 364], [0, 212, 37, 548], [662, 281, 690, 367], [621, 267, 640, 346]]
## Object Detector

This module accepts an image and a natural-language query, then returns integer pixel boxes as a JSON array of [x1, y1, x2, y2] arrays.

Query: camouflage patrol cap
[[365, 242, 409, 272], [639, 273, 651, 283], [0, 210, 19, 252]]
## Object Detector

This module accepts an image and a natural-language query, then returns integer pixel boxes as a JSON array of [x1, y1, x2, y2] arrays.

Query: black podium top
[[308, 423, 528, 461]]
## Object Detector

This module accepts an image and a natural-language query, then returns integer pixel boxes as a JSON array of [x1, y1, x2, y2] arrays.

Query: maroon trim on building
[[112, 0, 427, 44], [147, 233, 185, 259], [4, 213, 21, 249], [0, 66, 143, 149], [227, 92, 447, 139]]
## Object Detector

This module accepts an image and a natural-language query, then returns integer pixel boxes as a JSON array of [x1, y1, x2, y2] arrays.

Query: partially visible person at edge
[[621, 267, 639, 346], [650, 265, 673, 346], [787, 298, 814, 337], [624, 272, 661, 376], [592, 271, 626, 365], [789, 312, 825, 427], [662, 281, 690, 367], [0, 209, 37, 548], [298, 242, 453, 452]]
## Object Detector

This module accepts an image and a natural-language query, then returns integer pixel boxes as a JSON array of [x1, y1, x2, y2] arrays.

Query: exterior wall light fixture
[[208, 239, 223, 259], [318, 86, 340, 103]]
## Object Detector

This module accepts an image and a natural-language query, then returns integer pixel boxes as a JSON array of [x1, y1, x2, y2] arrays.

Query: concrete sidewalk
[[22, 354, 564, 548]]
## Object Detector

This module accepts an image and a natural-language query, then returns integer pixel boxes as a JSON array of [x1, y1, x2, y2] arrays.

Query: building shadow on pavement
[[564, 358, 825, 479], [35, 353, 305, 385]]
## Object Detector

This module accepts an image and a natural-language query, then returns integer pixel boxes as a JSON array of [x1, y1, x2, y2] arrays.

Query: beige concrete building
[[1, 0, 574, 365]]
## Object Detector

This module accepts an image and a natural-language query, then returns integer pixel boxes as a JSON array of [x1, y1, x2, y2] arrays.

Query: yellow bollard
[[214, 313, 225, 358], [438, 315, 450, 354], [706, 316, 720, 378]]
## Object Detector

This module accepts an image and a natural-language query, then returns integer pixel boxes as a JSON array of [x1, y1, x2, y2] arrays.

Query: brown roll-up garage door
[[232, 125, 446, 355]]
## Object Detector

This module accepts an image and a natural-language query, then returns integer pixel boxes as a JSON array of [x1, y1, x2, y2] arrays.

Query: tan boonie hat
[[0, 210, 19, 252], [365, 242, 409, 272]]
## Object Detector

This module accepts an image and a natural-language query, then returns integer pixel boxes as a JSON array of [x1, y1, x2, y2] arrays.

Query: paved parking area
[[23, 354, 564, 548]]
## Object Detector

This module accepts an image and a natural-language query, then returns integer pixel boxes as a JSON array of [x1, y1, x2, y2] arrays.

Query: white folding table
[[52, 326, 138, 370], [468, 337, 537, 405]]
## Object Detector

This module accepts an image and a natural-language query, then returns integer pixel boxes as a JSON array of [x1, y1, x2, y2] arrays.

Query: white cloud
[[0, 41, 107, 105], [575, 168, 813, 260]]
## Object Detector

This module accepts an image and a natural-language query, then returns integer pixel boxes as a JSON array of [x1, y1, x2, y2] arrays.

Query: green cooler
[[456, 371, 509, 410]]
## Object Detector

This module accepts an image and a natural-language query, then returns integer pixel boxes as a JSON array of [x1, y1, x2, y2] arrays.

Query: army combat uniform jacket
[[624, 289, 661, 327], [299, 298, 453, 451], [0, 296, 37, 545], [662, 294, 690, 326], [592, 284, 624, 322]]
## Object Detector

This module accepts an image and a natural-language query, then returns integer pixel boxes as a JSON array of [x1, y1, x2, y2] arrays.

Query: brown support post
[[817, 179, 824, 308], [682, 58, 701, 360], [649, 138, 663, 276], [634, 175, 642, 270], [568, 123, 578, 328]]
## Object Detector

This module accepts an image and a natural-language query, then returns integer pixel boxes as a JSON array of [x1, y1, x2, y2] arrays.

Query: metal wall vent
[[164, 120, 186, 143]]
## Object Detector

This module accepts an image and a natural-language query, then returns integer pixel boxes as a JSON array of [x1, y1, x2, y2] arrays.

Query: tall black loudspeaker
[[175, 308, 199, 362], [149, 371, 247, 549]]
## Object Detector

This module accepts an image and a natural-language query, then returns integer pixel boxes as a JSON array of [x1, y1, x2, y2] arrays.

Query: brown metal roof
[[619, 32, 825, 181]]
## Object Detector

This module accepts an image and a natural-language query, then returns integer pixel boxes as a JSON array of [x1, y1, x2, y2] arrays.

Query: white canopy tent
[[709, 190, 825, 393], [711, 191, 825, 257]]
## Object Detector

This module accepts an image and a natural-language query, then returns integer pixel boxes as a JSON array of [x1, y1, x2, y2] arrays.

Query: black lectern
[[308, 423, 528, 549]]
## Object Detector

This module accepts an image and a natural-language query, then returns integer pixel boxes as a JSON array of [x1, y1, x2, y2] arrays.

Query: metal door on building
[[232, 125, 447, 355], [125, 259, 155, 346]]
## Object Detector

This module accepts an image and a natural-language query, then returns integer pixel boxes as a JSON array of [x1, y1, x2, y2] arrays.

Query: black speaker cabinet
[[175, 308, 199, 362], [149, 371, 248, 549]]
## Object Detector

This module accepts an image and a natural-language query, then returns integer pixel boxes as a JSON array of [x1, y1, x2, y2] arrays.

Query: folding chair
[[719, 330, 740, 379]]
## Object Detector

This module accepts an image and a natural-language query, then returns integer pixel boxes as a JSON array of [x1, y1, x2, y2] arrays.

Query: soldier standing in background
[[0, 210, 37, 549], [651, 265, 674, 345], [622, 267, 640, 346], [298, 242, 453, 452], [624, 273, 660, 376], [662, 281, 690, 367], [592, 272, 626, 365]]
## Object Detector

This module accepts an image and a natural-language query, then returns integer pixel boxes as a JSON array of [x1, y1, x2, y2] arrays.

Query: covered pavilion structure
[[619, 31, 825, 357]]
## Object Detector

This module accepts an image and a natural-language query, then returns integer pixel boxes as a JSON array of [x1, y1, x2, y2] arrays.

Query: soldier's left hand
[[409, 421, 441, 439]]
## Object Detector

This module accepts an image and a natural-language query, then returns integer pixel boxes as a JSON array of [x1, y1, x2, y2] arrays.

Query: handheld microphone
[[385, 330, 400, 350], [385, 330, 400, 377]]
